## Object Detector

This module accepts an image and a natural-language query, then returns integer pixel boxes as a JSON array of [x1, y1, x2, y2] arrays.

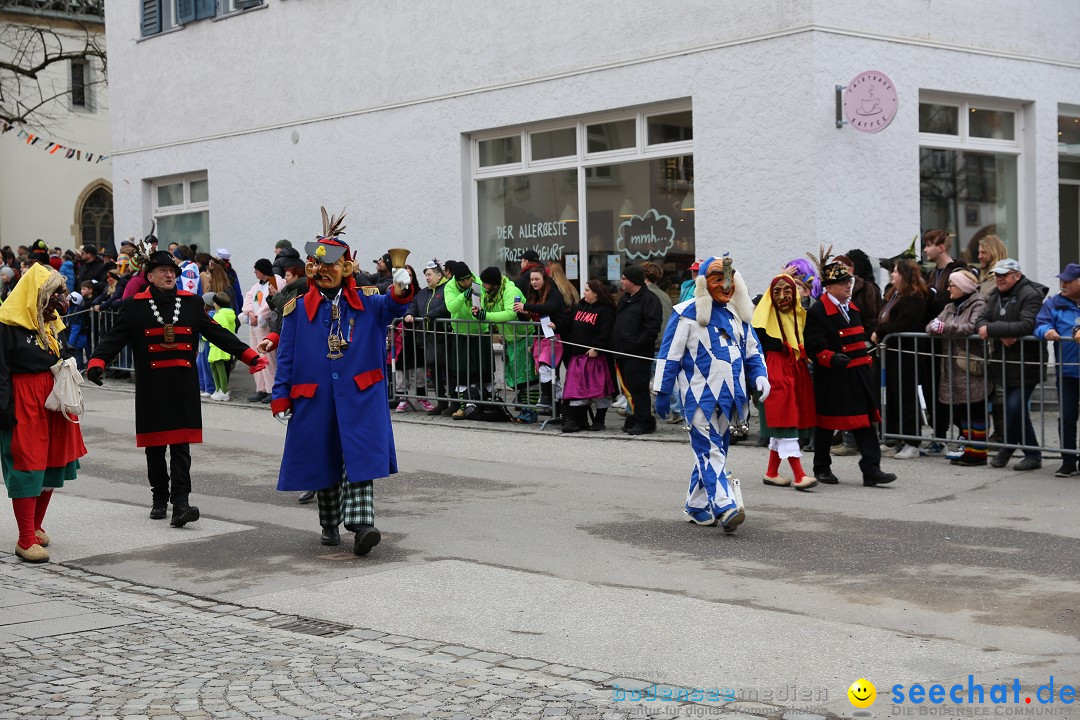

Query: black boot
[[561, 404, 585, 433], [353, 525, 381, 556], [989, 404, 1005, 444], [149, 501, 167, 520], [587, 408, 607, 431], [539, 382, 553, 414], [320, 526, 341, 546], [170, 503, 200, 527]]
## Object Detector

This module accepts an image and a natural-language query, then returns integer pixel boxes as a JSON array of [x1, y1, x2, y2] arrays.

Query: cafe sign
[[617, 209, 676, 260], [841, 70, 898, 134]]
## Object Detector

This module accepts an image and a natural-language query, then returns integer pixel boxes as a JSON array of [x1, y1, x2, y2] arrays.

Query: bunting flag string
[[0, 120, 110, 164]]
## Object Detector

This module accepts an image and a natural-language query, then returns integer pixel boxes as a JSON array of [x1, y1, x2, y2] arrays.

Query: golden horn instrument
[[387, 248, 411, 270]]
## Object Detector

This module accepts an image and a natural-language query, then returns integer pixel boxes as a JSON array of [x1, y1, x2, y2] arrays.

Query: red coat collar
[[820, 293, 859, 316], [303, 277, 364, 321], [133, 288, 195, 300]]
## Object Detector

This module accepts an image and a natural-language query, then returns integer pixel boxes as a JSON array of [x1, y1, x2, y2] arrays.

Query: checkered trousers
[[316, 472, 375, 529]]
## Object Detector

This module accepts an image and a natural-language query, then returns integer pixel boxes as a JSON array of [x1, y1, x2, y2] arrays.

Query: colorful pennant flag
[[0, 120, 110, 163]]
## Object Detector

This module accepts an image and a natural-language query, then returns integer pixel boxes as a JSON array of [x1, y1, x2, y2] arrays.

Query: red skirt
[[11, 372, 86, 472], [761, 350, 817, 430]]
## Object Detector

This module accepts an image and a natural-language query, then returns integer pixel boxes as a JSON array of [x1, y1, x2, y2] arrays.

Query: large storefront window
[[474, 104, 694, 298], [918, 97, 1021, 263], [152, 173, 210, 250]]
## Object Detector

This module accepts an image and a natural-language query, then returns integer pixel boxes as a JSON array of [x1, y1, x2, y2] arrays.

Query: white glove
[[392, 268, 411, 288], [755, 376, 771, 401], [274, 410, 292, 425], [928, 319, 944, 335]]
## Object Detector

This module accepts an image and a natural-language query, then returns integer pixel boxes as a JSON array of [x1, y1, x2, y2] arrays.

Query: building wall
[[0, 15, 111, 252], [105, 0, 1080, 289]]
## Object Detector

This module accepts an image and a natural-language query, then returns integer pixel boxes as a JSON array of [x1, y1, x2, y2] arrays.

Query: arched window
[[80, 186, 114, 255]]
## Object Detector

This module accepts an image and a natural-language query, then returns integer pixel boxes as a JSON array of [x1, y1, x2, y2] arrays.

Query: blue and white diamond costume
[[652, 256, 768, 530]]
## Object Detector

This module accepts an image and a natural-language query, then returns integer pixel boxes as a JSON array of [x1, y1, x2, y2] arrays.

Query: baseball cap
[[992, 258, 1022, 275], [689, 260, 701, 271], [1057, 263, 1080, 282], [216, 248, 231, 260]]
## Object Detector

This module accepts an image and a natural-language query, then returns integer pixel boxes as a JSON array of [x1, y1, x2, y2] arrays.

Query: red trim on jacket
[[821, 293, 840, 316], [816, 410, 881, 431], [240, 347, 259, 365], [143, 326, 193, 337], [133, 289, 195, 300], [289, 384, 318, 399], [148, 342, 194, 353], [841, 341, 865, 353], [389, 283, 415, 305], [354, 368, 384, 391], [303, 278, 365, 321], [149, 358, 193, 369], [815, 349, 835, 367], [87, 357, 106, 372], [837, 325, 865, 338], [263, 332, 279, 351], [848, 356, 872, 368], [136, 428, 202, 448], [270, 398, 291, 415]]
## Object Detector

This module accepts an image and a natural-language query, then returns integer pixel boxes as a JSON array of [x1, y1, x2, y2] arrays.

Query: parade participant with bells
[[652, 255, 769, 533], [88, 248, 269, 526], [271, 208, 414, 556]]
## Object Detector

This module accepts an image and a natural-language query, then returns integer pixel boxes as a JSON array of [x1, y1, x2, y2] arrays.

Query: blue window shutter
[[141, 0, 161, 35], [195, 0, 215, 20], [177, 0, 196, 24]]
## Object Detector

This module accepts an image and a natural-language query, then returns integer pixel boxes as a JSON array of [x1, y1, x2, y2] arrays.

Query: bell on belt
[[386, 248, 410, 270]]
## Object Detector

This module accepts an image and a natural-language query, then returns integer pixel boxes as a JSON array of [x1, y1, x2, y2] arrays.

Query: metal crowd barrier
[[85, 307, 134, 372], [387, 317, 563, 430], [878, 331, 1073, 458]]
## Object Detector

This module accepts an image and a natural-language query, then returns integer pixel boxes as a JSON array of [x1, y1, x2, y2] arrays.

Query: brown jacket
[[928, 293, 988, 405]]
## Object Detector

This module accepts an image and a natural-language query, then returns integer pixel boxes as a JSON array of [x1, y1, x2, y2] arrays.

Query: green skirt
[[1, 430, 79, 499], [504, 338, 538, 389]]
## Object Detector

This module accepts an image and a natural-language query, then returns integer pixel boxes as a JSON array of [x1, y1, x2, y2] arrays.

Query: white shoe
[[880, 443, 899, 457], [832, 444, 857, 456], [210, 391, 225, 401], [923, 442, 947, 457], [220, 392, 230, 402], [944, 445, 966, 460], [894, 444, 921, 459], [200, 391, 212, 398]]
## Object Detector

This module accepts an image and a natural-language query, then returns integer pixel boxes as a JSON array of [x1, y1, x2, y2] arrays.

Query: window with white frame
[[141, 0, 263, 37], [152, 173, 209, 251], [919, 95, 1022, 264], [473, 102, 694, 297]]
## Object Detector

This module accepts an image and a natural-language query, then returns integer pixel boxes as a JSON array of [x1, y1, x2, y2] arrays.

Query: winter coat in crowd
[[59, 260, 76, 292], [612, 287, 662, 358], [515, 261, 544, 298], [976, 275, 1049, 387], [1035, 292, 1080, 379], [646, 283, 673, 352], [406, 277, 450, 367], [851, 277, 883, 336], [271, 247, 301, 278], [76, 255, 107, 289], [929, 292, 988, 405]]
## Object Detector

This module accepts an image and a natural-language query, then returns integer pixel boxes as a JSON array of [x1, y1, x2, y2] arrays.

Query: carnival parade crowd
[[2, 225, 1079, 560]]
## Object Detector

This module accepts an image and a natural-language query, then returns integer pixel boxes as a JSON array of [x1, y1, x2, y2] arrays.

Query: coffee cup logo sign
[[842, 70, 898, 133], [617, 209, 676, 260]]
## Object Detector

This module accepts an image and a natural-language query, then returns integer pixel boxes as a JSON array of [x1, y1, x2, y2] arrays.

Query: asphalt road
[[7, 383, 1080, 718]]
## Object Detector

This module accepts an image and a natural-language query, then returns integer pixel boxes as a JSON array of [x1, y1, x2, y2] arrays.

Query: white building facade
[[0, 1, 112, 254], [106, 0, 1080, 291]]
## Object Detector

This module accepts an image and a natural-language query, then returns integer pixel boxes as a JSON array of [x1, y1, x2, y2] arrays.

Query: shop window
[[152, 173, 210, 251], [530, 128, 576, 161], [586, 120, 635, 153], [646, 111, 693, 145], [479, 136, 521, 167], [919, 97, 1021, 262]]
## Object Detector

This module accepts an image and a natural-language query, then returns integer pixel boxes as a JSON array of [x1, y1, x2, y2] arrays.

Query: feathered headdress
[[126, 221, 158, 272], [809, 243, 852, 284], [320, 206, 347, 240]]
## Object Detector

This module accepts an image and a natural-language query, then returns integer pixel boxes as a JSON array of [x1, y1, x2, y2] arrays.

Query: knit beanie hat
[[453, 262, 473, 281], [479, 266, 502, 285], [275, 239, 292, 250], [622, 264, 646, 287], [254, 258, 273, 276]]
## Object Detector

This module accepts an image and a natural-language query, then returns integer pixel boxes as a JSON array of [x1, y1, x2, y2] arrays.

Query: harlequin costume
[[652, 256, 769, 533], [88, 250, 267, 526], [802, 248, 895, 487], [0, 265, 86, 563], [271, 209, 414, 556], [751, 273, 817, 491]]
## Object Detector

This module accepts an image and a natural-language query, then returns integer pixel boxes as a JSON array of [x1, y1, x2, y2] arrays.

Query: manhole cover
[[272, 616, 352, 637]]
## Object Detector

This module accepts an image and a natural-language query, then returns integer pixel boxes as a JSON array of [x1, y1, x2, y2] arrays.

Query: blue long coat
[[273, 282, 410, 491]]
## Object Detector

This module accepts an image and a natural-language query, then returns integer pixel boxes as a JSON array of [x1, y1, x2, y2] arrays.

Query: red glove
[[249, 356, 269, 374]]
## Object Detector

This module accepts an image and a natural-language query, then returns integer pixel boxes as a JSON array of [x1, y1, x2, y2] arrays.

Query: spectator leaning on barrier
[[977, 258, 1048, 471], [76, 245, 107, 289], [405, 259, 449, 415], [559, 279, 617, 433], [926, 269, 989, 467], [872, 259, 930, 460], [922, 230, 967, 318], [515, 250, 544, 298], [516, 265, 565, 421], [613, 264, 662, 436], [1038, 263, 1080, 478]]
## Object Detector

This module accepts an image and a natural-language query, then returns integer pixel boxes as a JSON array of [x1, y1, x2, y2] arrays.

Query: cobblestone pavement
[[0, 557, 834, 720]]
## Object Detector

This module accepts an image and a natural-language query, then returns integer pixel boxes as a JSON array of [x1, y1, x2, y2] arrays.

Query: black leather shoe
[[353, 525, 381, 556], [814, 471, 840, 485], [320, 526, 340, 546], [150, 503, 167, 520], [626, 426, 655, 436], [169, 504, 200, 527], [297, 490, 316, 504], [863, 470, 897, 486]]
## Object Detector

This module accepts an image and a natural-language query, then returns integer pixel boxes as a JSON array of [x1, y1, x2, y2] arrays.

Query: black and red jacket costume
[[803, 292, 880, 431]]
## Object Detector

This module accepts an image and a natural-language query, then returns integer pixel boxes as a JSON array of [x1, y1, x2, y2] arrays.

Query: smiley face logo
[[848, 678, 876, 708]]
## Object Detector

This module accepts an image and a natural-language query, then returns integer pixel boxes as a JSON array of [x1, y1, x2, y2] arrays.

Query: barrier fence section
[[386, 317, 564, 429], [76, 307, 134, 372], [878, 332, 1074, 458]]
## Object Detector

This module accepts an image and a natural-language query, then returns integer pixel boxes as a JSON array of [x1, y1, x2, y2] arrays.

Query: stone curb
[[0, 555, 839, 719]]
